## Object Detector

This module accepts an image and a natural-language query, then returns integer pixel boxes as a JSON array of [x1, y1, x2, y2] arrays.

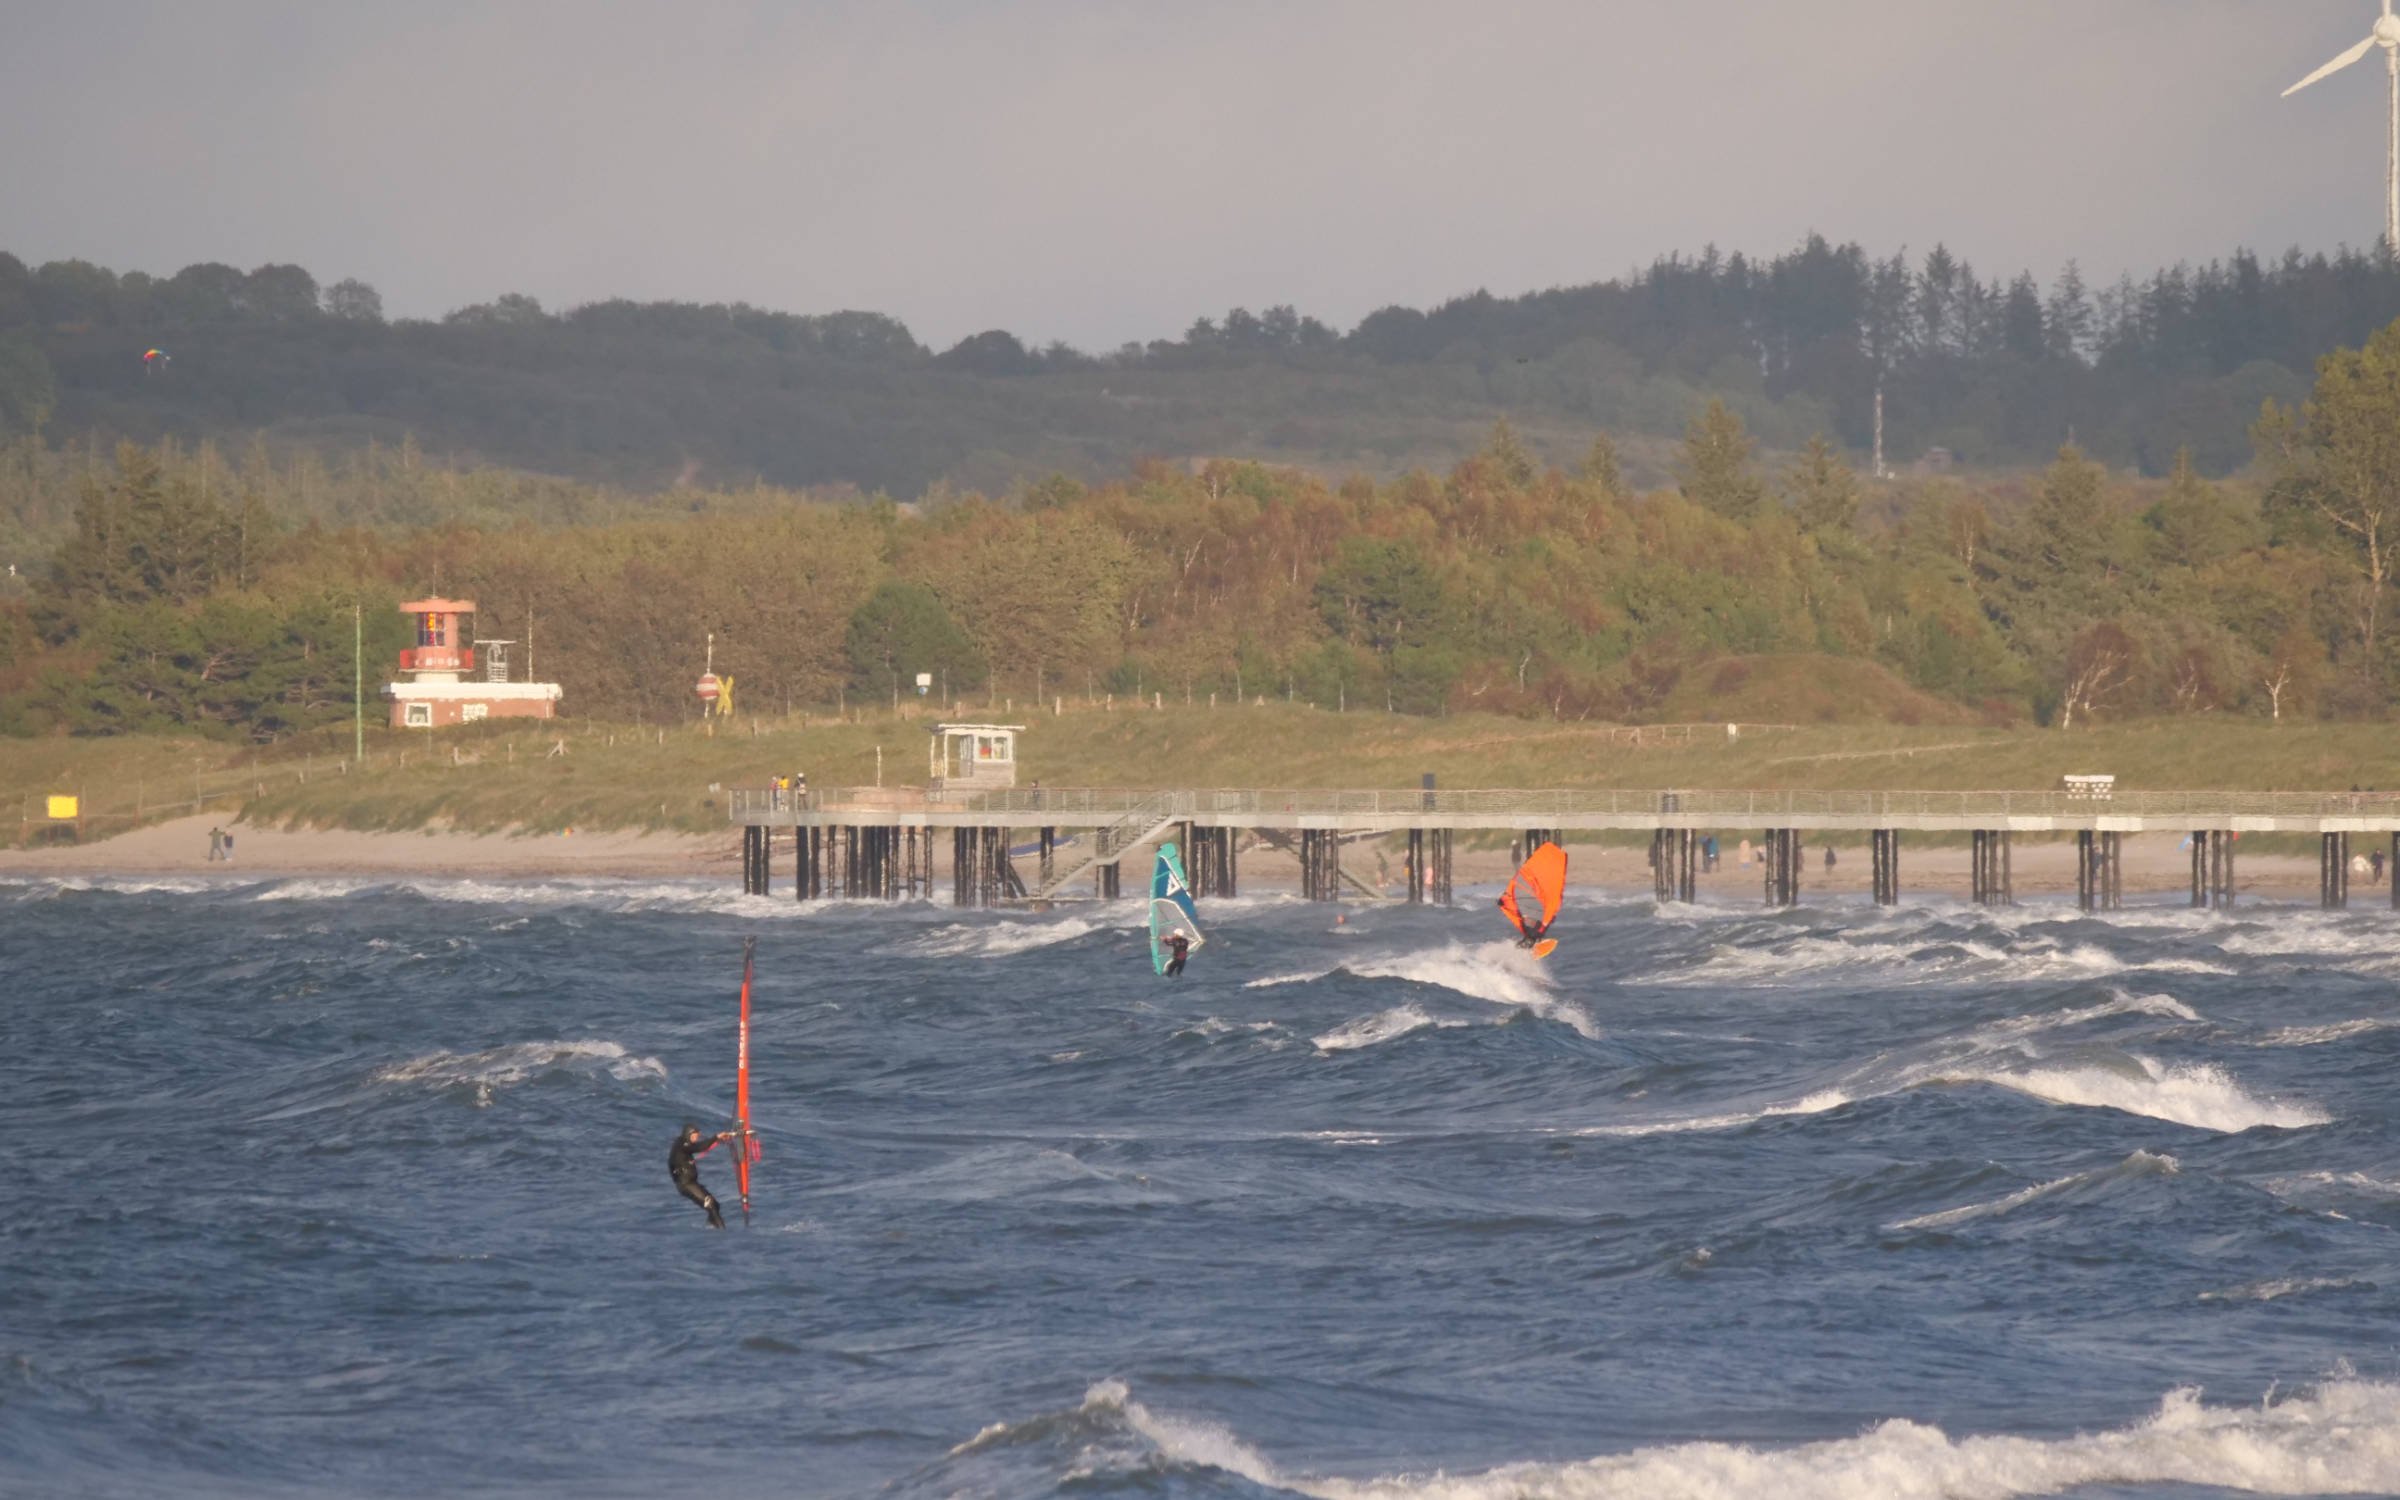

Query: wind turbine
[[2284, 0, 2400, 249]]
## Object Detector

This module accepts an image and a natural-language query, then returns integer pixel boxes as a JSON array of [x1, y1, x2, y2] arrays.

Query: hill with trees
[[4, 235, 2400, 516], [8, 296, 2400, 743]]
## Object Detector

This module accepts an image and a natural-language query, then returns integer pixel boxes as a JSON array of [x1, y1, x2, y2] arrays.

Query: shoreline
[[0, 814, 2357, 902]]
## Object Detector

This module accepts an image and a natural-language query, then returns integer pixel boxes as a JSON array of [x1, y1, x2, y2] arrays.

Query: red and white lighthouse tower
[[385, 598, 563, 728]]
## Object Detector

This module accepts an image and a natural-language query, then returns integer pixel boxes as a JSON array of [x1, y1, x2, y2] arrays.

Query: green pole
[[354, 602, 364, 762]]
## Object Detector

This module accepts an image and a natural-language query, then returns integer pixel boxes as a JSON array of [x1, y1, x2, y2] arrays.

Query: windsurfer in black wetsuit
[[1501, 897, 1553, 949], [1165, 931, 1191, 977], [669, 1121, 733, 1229]]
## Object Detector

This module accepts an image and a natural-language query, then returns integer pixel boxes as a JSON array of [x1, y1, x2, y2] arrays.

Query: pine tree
[[1676, 399, 1766, 522], [1785, 436, 1861, 533]]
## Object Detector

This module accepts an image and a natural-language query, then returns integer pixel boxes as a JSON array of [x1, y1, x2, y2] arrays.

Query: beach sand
[[0, 815, 2355, 904], [0, 813, 727, 880]]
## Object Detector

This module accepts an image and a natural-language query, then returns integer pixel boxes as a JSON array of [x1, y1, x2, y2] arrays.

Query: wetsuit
[[1165, 933, 1190, 978], [669, 1131, 727, 1228]]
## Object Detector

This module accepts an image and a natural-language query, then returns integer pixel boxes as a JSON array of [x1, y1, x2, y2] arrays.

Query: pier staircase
[[1024, 793, 1188, 900]]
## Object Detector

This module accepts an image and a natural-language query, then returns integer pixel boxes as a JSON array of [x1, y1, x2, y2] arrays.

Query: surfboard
[[1530, 938, 1558, 960]]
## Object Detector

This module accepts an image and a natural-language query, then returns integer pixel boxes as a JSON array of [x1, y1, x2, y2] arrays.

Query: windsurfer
[[669, 1121, 734, 1229], [1165, 930, 1191, 977]]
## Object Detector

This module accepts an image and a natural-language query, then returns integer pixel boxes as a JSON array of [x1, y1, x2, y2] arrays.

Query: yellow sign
[[46, 795, 78, 819]]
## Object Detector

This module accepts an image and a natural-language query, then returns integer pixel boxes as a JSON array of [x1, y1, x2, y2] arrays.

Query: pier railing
[[732, 785, 2400, 825]]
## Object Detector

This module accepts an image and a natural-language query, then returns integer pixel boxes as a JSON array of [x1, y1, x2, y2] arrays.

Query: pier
[[730, 785, 2400, 913]]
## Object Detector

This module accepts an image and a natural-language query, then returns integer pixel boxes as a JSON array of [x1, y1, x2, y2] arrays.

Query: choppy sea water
[[5, 875, 2400, 1499]]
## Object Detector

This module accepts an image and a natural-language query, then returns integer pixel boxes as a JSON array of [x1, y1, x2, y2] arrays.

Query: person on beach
[[1164, 930, 1192, 978], [221, 830, 234, 864], [207, 827, 224, 862], [670, 1122, 734, 1229]]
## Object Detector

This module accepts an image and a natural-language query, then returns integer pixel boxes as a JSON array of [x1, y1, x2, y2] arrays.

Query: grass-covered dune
[[9, 707, 2399, 849]]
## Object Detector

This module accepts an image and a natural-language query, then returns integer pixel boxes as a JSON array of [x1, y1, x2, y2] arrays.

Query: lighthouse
[[385, 598, 563, 728]]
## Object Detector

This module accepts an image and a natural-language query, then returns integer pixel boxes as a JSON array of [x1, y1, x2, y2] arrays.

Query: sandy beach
[[0, 813, 728, 881], [0, 815, 2349, 903]]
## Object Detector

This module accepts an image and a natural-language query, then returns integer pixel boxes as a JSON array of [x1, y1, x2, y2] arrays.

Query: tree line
[[8, 312, 2400, 742], [5, 236, 2400, 499]]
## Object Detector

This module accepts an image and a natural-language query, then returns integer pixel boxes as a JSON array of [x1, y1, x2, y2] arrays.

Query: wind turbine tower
[[2284, 0, 2400, 249]]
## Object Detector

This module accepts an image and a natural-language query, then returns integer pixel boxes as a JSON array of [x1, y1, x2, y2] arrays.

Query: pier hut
[[385, 598, 562, 728]]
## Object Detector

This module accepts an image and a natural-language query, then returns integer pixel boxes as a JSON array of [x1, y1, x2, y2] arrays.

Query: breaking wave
[[373, 1039, 666, 1101], [1253, 940, 1598, 1037], [1939, 1057, 2327, 1133], [949, 1377, 2400, 1500], [901, 915, 1116, 957], [2199, 1276, 2371, 1303], [1652, 931, 2233, 988], [2255, 1017, 2400, 1047], [1312, 1005, 1468, 1053], [1889, 1151, 2181, 1232]]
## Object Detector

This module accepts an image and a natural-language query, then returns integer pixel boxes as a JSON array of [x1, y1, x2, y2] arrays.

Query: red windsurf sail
[[734, 936, 760, 1221], [1499, 842, 1568, 941]]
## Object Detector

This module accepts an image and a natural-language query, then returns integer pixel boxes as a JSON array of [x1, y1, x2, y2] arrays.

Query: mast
[[734, 936, 758, 1223]]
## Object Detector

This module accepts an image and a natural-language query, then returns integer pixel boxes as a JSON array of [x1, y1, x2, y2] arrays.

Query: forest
[[5, 302, 2397, 743], [3, 235, 2399, 508]]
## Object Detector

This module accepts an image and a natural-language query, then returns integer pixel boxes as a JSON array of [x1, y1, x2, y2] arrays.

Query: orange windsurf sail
[[1499, 842, 1568, 940]]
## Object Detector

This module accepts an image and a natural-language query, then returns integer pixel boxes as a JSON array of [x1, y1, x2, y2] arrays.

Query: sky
[[1, 0, 2394, 351]]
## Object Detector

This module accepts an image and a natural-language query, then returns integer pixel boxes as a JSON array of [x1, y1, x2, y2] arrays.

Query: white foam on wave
[[979, 1377, 2400, 1500], [373, 1040, 666, 1102], [1937, 1056, 2328, 1134], [1889, 1150, 2180, 1232], [241, 875, 837, 919], [0, 874, 225, 898], [2200, 1275, 2369, 1303], [1651, 928, 2233, 989], [1313, 1005, 1468, 1053], [1575, 1089, 1856, 1139], [1568, 988, 2278, 1140], [901, 915, 1116, 958], [2256, 1017, 2400, 1047], [1255, 940, 1599, 1039]]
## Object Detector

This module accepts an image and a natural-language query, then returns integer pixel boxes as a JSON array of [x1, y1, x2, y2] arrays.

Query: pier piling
[[1871, 829, 1900, 905], [1970, 830, 2013, 905], [1651, 828, 1698, 903], [2075, 831, 2122, 912], [2322, 832, 2351, 910], [1762, 828, 1802, 907], [2190, 830, 2236, 908]]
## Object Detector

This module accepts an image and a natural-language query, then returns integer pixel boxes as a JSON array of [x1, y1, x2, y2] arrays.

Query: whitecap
[[1313, 1005, 1465, 1053], [1889, 1150, 2180, 1232], [1937, 1056, 2327, 1134], [2199, 1275, 2369, 1303], [960, 1377, 2400, 1500], [373, 1039, 667, 1091]]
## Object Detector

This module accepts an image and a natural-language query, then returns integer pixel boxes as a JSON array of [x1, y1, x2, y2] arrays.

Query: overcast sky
[[1, 0, 2392, 350]]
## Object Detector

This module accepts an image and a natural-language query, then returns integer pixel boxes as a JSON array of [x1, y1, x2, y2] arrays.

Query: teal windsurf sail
[[1149, 842, 1205, 975]]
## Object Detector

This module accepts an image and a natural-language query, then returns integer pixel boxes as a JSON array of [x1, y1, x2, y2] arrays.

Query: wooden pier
[[729, 786, 2400, 912]]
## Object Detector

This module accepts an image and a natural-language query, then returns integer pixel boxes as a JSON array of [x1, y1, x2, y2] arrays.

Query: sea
[[5, 874, 2400, 1499]]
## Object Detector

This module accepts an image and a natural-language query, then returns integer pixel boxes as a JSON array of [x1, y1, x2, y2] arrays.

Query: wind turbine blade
[[2285, 34, 2379, 97]]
